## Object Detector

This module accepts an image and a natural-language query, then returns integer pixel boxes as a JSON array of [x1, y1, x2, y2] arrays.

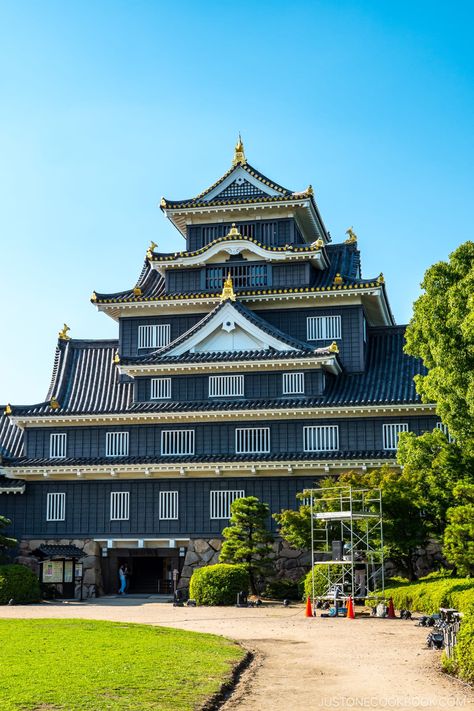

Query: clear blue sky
[[1, 1, 473, 404]]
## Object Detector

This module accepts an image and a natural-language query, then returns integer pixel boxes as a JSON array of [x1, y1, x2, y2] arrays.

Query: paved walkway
[[1, 599, 473, 710]]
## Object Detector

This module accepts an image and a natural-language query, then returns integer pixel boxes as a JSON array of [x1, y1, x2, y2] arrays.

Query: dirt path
[[1, 599, 472, 711]]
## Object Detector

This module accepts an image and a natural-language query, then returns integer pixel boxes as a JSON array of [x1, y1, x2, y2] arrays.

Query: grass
[[0, 619, 245, 711]]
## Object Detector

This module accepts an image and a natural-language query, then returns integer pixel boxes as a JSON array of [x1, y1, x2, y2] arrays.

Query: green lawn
[[0, 619, 245, 710]]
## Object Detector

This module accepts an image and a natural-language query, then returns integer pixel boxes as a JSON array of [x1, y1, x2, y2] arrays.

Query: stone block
[[194, 539, 211, 555], [200, 548, 216, 564], [180, 565, 195, 579], [83, 568, 100, 586], [184, 552, 200, 566], [279, 547, 301, 559], [83, 541, 100, 556], [81, 555, 100, 570], [72, 539, 85, 549], [25, 540, 44, 551], [208, 539, 222, 551]]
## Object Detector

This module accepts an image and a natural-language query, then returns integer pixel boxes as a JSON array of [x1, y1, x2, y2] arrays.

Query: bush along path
[[378, 573, 474, 683]]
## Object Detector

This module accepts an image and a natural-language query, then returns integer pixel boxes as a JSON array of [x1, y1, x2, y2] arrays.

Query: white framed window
[[161, 429, 195, 456], [283, 372, 305, 395], [209, 374, 244, 398], [383, 423, 408, 450], [46, 492, 66, 522], [110, 491, 130, 521], [159, 491, 179, 520], [303, 425, 339, 452], [138, 324, 171, 349], [49, 433, 67, 459], [151, 378, 172, 400], [210, 490, 245, 519], [106, 432, 129, 457], [436, 422, 454, 443], [235, 427, 270, 454], [307, 315, 342, 341]]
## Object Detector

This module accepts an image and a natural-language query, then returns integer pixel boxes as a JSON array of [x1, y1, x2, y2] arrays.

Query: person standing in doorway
[[118, 563, 127, 595]]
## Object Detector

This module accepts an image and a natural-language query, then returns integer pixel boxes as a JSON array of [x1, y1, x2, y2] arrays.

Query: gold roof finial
[[333, 273, 344, 286], [50, 397, 60, 410], [232, 133, 247, 166], [146, 241, 157, 260], [4, 404, 12, 416], [58, 324, 71, 341], [328, 341, 339, 354], [113, 351, 121, 365], [227, 222, 241, 238], [220, 273, 236, 302], [345, 227, 357, 244], [91, 291, 97, 303], [377, 272, 385, 284], [133, 286, 142, 297]]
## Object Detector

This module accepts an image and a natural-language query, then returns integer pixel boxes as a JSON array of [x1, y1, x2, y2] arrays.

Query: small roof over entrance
[[34, 544, 85, 559]]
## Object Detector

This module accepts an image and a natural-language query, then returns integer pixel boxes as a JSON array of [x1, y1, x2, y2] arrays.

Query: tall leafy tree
[[404, 241, 474, 453], [219, 496, 274, 594], [0, 515, 17, 563], [443, 483, 474, 577]]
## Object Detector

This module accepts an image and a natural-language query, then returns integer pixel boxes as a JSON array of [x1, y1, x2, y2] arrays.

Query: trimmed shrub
[[376, 572, 474, 614], [189, 564, 249, 606], [264, 577, 304, 601], [451, 609, 474, 682], [0, 564, 41, 604]]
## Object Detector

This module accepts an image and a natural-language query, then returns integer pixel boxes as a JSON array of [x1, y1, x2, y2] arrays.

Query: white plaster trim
[[120, 355, 339, 376], [9, 402, 436, 429]]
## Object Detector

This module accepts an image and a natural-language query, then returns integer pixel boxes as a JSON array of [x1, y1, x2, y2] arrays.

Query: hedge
[[0, 564, 41, 605], [189, 564, 249, 606]]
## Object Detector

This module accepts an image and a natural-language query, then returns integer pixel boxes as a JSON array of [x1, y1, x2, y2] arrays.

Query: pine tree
[[219, 496, 274, 595], [0, 515, 17, 563]]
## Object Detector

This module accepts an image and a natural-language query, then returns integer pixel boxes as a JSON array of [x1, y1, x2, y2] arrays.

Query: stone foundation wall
[[16, 539, 103, 599]]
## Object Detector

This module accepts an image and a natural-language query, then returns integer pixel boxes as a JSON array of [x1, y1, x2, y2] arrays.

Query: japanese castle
[[0, 138, 438, 595]]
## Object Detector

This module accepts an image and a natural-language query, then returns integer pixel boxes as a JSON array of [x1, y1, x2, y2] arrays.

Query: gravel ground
[[1, 598, 472, 711]]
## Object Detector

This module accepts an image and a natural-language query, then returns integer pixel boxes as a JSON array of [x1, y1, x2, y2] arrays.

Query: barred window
[[151, 378, 171, 400], [205, 264, 267, 291], [209, 374, 244, 397], [235, 427, 270, 454], [110, 491, 130, 521], [159, 491, 179, 520], [46, 492, 66, 522], [307, 315, 342, 341], [161, 430, 195, 456], [383, 423, 408, 450], [138, 324, 171, 349], [210, 490, 245, 519], [105, 432, 129, 457], [283, 372, 305, 395], [436, 422, 454, 443], [303, 425, 339, 452], [50, 433, 67, 459]]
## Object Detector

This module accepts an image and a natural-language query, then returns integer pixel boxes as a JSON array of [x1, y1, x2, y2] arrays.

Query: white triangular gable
[[203, 166, 281, 202], [166, 302, 298, 356]]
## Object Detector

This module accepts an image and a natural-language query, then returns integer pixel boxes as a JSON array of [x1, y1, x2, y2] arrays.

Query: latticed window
[[110, 491, 130, 521], [282, 372, 305, 395], [235, 427, 270, 454], [382, 423, 408, 450], [303, 425, 339, 452], [210, 490, 245, 519], [209, 375, 244, 398], [151, 378, 171, 400], [218, 179, 267, 199], [46, 493, 66, 521], [105, 432, 129, 457], [307, 315, 342, 341], [159, 491, 179, 520], [50, 433, 67, 459], [206, 264, 268, 291], [138, 324, 171, 349], [436, 422, 455, 443], [202, 225, 227, 245], [161, 430, 195, 456]]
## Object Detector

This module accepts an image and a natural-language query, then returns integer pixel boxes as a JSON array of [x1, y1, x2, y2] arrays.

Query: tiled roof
[[121, 299, 328, 365], [0, 412, 24, 458], [161, 161, 293, 210], [35, 544, 85, 558], [0, 476, 25, 493], [5, 450, 396, 468], [3, 325, 425, 424], [92, 260, 165, 304], [8, 340, 133, 417]]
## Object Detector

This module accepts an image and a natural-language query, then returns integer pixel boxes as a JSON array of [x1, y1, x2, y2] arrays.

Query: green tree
[[219, 496, 274, 594], [404, 241, 474, 453], [443, 483, 474, 577], [0, 516, 16, 564]]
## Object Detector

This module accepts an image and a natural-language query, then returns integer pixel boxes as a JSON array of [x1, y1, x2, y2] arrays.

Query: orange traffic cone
[[346, 595, 355, 619], [305, 596, 313, 617], [387, 597, 396, 619]]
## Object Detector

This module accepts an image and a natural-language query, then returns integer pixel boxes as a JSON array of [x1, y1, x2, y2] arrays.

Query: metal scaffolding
[[306, 485, 385, 605]]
